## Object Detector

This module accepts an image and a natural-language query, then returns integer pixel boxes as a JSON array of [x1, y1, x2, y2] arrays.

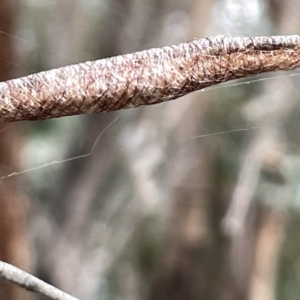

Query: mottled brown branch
[[1, 35, 300, 121]]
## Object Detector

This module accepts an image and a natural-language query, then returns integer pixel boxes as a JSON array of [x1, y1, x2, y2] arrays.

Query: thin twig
[[1, 35, 300, 121], [0, 260, 79, 300]]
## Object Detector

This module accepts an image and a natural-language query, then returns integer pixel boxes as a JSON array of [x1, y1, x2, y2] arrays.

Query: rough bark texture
[[1, 35, 300, 121]]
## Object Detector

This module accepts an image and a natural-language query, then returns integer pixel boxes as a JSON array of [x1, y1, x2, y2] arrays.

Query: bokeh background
[[1, 0, 300, 299]]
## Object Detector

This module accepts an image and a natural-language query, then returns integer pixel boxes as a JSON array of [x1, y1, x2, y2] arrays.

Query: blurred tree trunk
[[0, 1, 31, 299], [248, 1, 300, 299], [148, 1, 231, 299], [149, 1, 278, 300]]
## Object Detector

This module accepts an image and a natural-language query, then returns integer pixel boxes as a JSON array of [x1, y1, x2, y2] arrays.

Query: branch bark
[[0, 260, 79, 300], [1, 35, 300, 121]]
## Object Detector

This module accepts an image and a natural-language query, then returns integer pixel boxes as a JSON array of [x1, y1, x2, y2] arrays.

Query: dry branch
[[0, 260, 79, 300], [1, 35, 300, 121]]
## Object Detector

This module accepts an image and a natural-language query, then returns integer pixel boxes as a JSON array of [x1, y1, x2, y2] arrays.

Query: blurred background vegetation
[[1, 0, 300, 299]]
